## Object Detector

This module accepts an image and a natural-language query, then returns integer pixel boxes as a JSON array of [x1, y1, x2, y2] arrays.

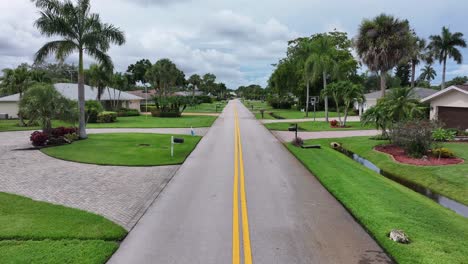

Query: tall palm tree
[[304, 35, 336, 121], [409, 36, 428, 88], [1, 64, 32, 125], [428, 27, 467, 89], [419, 65, 437, 85], [355, 14, 413, 96], [187, 74, 202, 100], [33, 0, 125, 139]]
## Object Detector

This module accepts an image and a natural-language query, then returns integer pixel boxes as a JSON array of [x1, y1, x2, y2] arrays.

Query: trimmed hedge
[[97, 112, 117, 123], [140, 104, 155, 112], [117, 108, 140, 117], [151, 110, 181, 118]]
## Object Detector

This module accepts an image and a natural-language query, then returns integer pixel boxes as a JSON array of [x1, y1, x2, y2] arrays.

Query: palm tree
[[419, 65, 437, 85], [1, 64, 32, 125], [110, 72, 130, 111], [355, 14, 413, 96], [304, 35, 337, 121], [428, 27, 467, 89], [87, 63, 112, 103], [409, 36, 428, 88], [33, 0, 125, 139], [187, 74, 202, 100]]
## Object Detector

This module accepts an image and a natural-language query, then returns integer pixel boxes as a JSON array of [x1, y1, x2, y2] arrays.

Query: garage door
[[438, 107, 468, 130]]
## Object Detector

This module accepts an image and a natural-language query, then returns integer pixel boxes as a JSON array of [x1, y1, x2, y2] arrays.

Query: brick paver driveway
[[0, 128, 208, 230]]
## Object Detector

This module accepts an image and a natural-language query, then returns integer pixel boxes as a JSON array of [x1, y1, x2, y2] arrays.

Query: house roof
[[421, 85, 468, 103], [365, 87, 438, 100], [0, 83, 143, 102], [127, 89, 157, 100]]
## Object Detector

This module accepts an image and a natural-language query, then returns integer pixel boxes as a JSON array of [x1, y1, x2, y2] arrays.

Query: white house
[[421, 85, 468, 129], [0, 83, 143, 118], [358, 87, 438, 113]]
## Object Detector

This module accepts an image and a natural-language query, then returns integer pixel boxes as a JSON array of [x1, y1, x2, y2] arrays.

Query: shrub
[[85, 100, 104, 123], [140, 104, 155, 112], [330, 120, 338, 127], [432, 128, 456, 141], [97, 111, 117, 123], [268, 97, 293, 109], [194, 95, 212, 104], [51, 127, 77, 138], [117, 108, 140, 117], [151, 110, 181, 118], [64, 133, 79, 142], [390, 120, 437, 158], [432, 148, 455, 158], [30, 131, 49, 146], [269, 112, 285, 119]]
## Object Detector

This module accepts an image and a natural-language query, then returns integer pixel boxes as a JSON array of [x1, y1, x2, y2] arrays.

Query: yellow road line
[[232, 105, 253, 264], [233, 107, 240, 264]]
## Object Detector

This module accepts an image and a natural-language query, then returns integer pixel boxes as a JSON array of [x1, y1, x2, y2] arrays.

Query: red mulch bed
[[374, 145, 464, 166]]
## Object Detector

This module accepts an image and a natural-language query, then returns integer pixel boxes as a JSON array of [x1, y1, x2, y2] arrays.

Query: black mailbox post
[[288, 123, 298, 141]]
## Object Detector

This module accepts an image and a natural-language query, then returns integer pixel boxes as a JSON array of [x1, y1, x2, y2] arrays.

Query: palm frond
[[34, 40, 78, 64]]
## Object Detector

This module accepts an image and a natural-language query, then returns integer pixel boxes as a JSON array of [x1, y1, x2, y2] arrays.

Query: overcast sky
[[1, 0, 468, 88]]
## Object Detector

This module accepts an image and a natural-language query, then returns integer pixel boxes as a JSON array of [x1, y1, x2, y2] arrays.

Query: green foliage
[[321, 81, 364, 126], [127, 59, 152, 84], [97, 111, 117, 123], [267, 97, 294, 109], [85, 100, 104, 123], [117, 108, 140, 117], [394, 63, 411, 87], [432, 147, 455, 158], [355, 14, 413, 92], [446, 76, 468, 87], [19, 84, 76, 133], [152, 96, 189, 117], [64, 133, 79, 142], [237, 84, 266, 100], [432, 128, 457, 141], [418, 65, 437, 85], [428, 27, 467, 88], [390, 120, 437, 158], [145, 59, 184, 96]]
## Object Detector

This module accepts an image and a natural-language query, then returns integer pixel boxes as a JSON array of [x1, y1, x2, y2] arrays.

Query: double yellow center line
[[232, 106, 253, 264]]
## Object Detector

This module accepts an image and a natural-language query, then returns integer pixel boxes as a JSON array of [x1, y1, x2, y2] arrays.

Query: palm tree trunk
[[323, 71, 329, 122], [411, 61, 416, 88], [78, 49, 87, 139], [334, 97, 341, 126], [380, 71, 386, 97], [305, 80, 309, 117], [441, 57, 447, 90]]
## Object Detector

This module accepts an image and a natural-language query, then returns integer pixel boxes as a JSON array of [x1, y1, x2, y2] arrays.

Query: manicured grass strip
[[265, 121, 373, 131], [42, 133, 201, 166], [313, 137, 468, 205], [185, 102, 227, 113], [0, 240, 118, 264], [286, 142, 468, 264], [86, 115, 216, 128], [0, 192, 126, 241], [0, 115, 217, 132]]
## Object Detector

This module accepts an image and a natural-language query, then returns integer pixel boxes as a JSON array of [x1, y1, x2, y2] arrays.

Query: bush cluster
[[432, 148, 455, 158], [51, 127, 77, 138], [432, 128, 456, 141], [330, 120, 338, 127], [390, 120, 437, 158], [268, 97, 293, 109], [85, 100, 104, 123], [30, 131, 49, 146], [151, 110, 181, 118], [193, 95, 212, 104], [97, 111, 117, 123], [117, 108, 140, 117]]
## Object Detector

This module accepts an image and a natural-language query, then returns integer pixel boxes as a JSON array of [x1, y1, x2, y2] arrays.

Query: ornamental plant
[[30, 131, 49, 146]]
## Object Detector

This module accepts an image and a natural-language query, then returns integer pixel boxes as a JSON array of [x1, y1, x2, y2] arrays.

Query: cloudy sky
[[1, 0, 468, 88]]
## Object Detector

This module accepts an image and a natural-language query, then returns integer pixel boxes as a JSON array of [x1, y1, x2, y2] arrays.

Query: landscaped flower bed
[[30, 127, 78, 147], [375, 144, 464, 166]]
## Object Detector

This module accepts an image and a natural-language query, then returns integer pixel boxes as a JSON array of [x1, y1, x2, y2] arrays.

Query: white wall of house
[[128, 100, 141, 111], [429, 90, 468, 119], [0, 102, 19, 118]]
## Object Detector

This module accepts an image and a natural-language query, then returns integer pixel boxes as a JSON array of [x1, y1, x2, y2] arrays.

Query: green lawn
[[286, 141, 468, 264], [242, 100, 356, 120], [0, 192, 126, 263], [265, 121, 373, 131], [0, 115, 217, 132], [42, 133, 201, 166], [308, 137, 467, 205], [184, 102, 227, 113]]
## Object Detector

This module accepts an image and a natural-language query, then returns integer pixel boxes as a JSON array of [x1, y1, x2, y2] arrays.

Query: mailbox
[[173, 138, 185, 144], [288, 125, 298, 132]]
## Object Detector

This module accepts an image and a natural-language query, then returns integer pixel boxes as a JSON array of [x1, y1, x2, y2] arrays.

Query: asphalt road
[[108, 100, 391, 264]]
